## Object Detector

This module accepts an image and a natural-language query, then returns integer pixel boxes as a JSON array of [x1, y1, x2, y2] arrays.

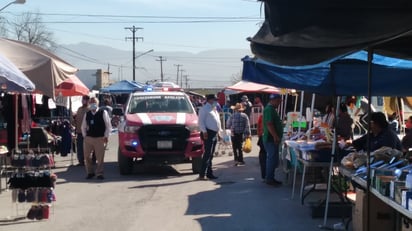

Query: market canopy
[[242, 51, 412, 96], [224, 80, 283, 95], [0, 38, 78, 97], [250, 0, 412, 66], [0, 53, 35, 92], [55, 75, 89, 97], [100, 80, 145, 93]]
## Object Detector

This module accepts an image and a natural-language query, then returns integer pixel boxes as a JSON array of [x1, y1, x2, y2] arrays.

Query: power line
[[21, 19, 260, 24], [10, 12, 261, 20]]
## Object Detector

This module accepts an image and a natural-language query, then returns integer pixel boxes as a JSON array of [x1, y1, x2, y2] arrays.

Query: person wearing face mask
[[197, 94, 222, 180], [81, 97, 112, 180], [74, 95, 90, 166], [402, 116, 412, 153]]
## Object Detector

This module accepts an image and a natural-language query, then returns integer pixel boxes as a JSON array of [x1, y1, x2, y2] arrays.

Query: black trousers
[[200, 129, 217, 177], [258, 136, 266, 179], [231, 133, 244, 162]]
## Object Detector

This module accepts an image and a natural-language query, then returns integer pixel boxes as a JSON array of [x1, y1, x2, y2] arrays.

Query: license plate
[[157, 141, 172, 149]]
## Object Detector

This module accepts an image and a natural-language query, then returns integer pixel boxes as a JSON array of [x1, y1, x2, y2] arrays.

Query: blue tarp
[[242, 51, 412, 96], [100, 80, 145, 93]]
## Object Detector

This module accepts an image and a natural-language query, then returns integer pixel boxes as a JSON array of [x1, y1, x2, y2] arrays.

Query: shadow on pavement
[[183, 156, 344, 231], [53, 159, 197, 185]]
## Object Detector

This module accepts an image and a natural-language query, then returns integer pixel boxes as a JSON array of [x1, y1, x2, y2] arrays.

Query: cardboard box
[[396, 186, 408, 205], [391, 181, 405, 200], [372, 169, 394, 188], [375, 176, 395, 197], [352, 189, 396, 231]]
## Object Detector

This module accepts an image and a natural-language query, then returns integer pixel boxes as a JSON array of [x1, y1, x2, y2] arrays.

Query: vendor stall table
[[286, 140, 338, 202], [339, 166, 412, 230], [294, 157, 340, 205]]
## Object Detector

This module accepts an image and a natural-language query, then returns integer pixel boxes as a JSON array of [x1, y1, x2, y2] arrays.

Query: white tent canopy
[[224, 80, 283, 95], [0, 38, 78, 97]]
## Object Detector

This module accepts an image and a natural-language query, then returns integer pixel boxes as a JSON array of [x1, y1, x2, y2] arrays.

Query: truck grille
[[138, 125, 189, 152]]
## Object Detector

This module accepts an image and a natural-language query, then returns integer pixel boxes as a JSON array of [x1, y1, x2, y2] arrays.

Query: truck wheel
[[118, 148, 133, 175], [191, 157, 202, 174]]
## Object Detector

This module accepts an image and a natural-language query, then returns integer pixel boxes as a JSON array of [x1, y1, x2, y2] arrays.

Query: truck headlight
[[187, 125, 200, 133], [124, 125, 140, 133]]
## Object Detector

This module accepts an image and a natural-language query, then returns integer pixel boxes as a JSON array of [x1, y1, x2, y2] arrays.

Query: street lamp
[[133, 49, 153, 81], [135, 49, 154, 59], [0, 0, 26, 12]]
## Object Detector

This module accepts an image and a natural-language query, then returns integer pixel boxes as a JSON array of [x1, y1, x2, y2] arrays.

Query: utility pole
[[174, 64, 182, 85], [183, 75, 189, 89], [125, 25, 143, 81], [156, 56, 167, 81], [179, 69, 185, 87], [104, 63, 112, 84]]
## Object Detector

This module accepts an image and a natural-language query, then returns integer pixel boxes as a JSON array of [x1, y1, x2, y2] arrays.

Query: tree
[[11, 11, 57, 51], [0, 17, 8, 37], [231, 69, 242, 84]]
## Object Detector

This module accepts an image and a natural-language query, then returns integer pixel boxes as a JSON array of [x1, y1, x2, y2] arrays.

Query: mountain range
[[55, 43, 252, 89]]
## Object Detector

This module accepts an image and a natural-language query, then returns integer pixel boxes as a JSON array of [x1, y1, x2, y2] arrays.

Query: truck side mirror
[[112, 107, 124, 116]]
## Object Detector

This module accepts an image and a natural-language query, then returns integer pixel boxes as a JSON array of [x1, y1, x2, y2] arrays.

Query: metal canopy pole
[[365, 48, 374, 231], [320, 96, 340, 228]]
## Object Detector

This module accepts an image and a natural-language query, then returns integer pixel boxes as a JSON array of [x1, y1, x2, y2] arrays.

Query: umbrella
[[55, 75, 89, 97], [0, 53, 35, 92], [0, 37, 78, 97], [224, 80, 282, 95]]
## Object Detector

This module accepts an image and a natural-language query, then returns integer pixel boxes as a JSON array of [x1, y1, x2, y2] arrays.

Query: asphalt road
[[0, 134, 344, 231]]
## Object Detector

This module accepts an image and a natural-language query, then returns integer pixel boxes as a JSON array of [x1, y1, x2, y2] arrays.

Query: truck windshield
[[128, 95, 195, 114]]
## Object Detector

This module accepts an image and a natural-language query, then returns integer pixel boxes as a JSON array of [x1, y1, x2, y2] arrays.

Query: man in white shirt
[[81, 97, 112, 180], [198, 94, 221, 180]]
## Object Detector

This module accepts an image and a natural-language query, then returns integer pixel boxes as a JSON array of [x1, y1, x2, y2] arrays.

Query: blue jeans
[[76, 133, 84, 164], [200, 129, 218, 177], [263, 141, 280, 181]]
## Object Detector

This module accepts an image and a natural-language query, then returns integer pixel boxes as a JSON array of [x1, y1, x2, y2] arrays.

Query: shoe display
[[86, 173, 95, 179], [96, 175, 105, 180]]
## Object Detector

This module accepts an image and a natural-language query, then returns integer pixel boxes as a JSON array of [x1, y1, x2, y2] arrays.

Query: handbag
[[242, 137, 252, 153]]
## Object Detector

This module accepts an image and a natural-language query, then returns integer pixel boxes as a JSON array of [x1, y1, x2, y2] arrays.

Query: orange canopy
[[55, 75, 89, 97]]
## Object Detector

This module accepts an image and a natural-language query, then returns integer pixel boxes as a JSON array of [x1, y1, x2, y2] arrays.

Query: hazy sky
[[5, 0, 264, 53], [1, 0, 264, 88]]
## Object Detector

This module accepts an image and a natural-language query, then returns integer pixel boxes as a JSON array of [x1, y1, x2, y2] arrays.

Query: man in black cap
[[197, 94, 221, 180]]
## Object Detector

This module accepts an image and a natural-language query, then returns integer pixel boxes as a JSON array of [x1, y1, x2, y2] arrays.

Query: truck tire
[[191, 157, 202, 174], [118, 148, 133, 175]]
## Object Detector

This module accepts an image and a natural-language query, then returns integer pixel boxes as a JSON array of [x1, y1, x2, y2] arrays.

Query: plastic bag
[[242, 137, 252, 153], [219, 129, 232, 145]]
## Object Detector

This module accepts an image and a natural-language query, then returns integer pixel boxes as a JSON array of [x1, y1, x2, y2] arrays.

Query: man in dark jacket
[[81, 97, 112, 180], [352, 112, 401, 152]]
